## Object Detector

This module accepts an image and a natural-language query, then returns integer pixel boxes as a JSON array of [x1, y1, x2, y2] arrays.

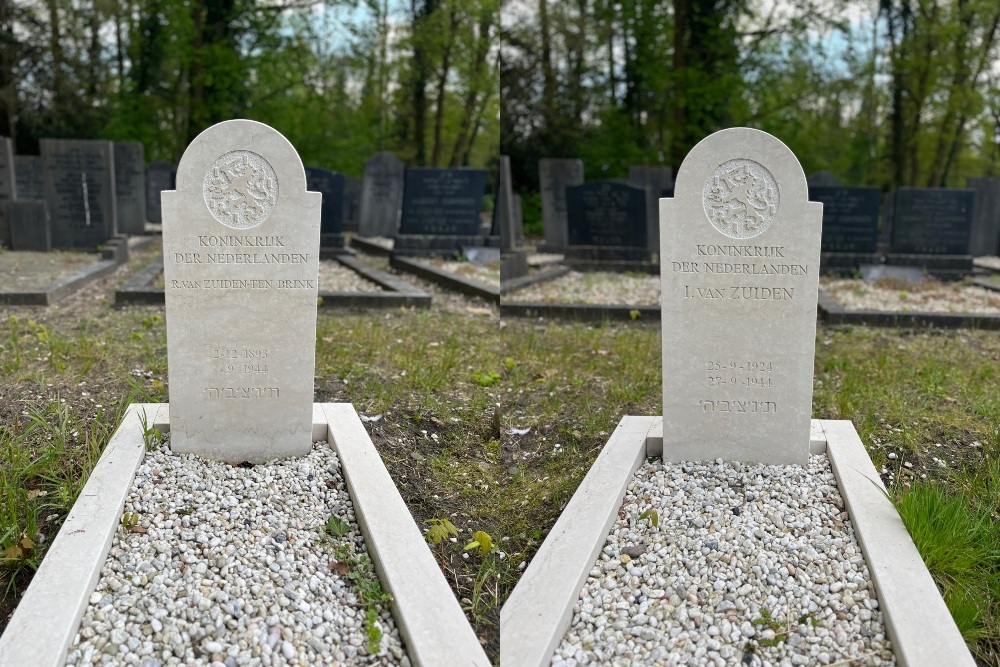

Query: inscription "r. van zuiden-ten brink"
[[206, 387, 279, 399], [700, 399, 776, 413]]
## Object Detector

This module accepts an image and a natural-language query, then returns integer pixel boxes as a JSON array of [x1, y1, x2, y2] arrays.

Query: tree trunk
[[431, 6, 458, 166], [670, 0, 688, 167]]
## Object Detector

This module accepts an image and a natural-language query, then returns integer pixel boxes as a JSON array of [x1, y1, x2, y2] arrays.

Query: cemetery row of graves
[[0, 123, 998, 667]]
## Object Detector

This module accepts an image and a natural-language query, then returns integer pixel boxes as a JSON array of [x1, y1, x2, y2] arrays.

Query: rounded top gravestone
[[660, 127, 822, 466], [163, 119, 321, 463]]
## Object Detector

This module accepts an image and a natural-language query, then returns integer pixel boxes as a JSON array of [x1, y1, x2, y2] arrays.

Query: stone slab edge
[[350, 235, 394, 257], [818, 287, 1000, 329], [0, 403, 162, 666], [321, 403, 490, 667], [499, 302, 660, 321], [500, 416, 972, 667], [561, 260, 659, 274], [389, 255, 500, 305], [0, 255, 122, 306], [0, 403, 486, 667], [500, 265, 571, 295], [971, 276, 1000, 293], [821, 419, 975, 666], [499, 416, 658, 667], [114, 255, 432, 309]]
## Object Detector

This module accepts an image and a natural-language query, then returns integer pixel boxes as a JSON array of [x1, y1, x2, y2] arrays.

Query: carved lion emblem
[[703, 159, 779, 239], [204, 151, 278, 229]]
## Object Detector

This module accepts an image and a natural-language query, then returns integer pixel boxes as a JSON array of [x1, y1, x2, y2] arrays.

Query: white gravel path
[[821, 278, 1000, 314], [506, 271, 660, 305], [554, 455, 895, 667], [318, 261, 386, 293], [974, 256, 1000, 271], [412, 259, 501, 289], [64, 441, 408, 667]]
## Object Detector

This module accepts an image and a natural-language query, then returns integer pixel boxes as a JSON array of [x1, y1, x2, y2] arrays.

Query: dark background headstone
[[890, 187, 975, 255], [342, 177, 361, 232], [14, 155, 44, 200], [114, 142, 147, 235], [967, 177, 1000, 256], [809, 186, 881, 254], [359, 151, 405, 237], [305, 166, 345, 235], [539, 158, 584, 252], [808, 170, 840, 187], [40, 139, 118, 249], [0, 138, 16, 248], [7, 201, 51, 251], [146, 161, 176, 225], [628, 164, 673, 254], [399, 168, 487, 236], [566, 181, 647, 248]]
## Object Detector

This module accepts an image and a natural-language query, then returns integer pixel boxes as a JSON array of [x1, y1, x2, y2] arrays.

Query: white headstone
[[660, 127, 821, 465], [162, 120, 321, 463]]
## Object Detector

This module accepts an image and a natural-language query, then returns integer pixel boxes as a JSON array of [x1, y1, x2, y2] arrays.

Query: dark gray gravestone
[[304, 167, 345, 236], [890, 187, 974, 255], [40, 139, 117, 249], [146, 161, 177, 225], [0, 138, 16, 247], [539, 158, 583, 252], [359, 151, 404, 237], [628, 164, 673, 254], [114, 142, 147, 235], [395, 168, 488, 256], [497, 155, 528, 280], [7, 201, 51, 251], [399, 168, 487, 235], [566, 181, 647, 251], [15, 156, 44, 200], [809, 186, 881, 253], [808, 171, 840, 187], [343, 177, 361, 232], [967, 177, 1000, 256]]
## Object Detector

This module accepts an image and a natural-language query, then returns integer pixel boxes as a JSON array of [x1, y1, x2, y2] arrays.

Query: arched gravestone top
[[660, 127, 822, 466], [162, 119, 321, 463]]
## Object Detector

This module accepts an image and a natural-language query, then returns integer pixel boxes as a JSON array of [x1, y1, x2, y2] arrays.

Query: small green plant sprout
[[138, 410, 163, 452], [504, 357, 516, 371], [325, 515, 350, 538], [425, 517, 459, 545], [119, 512, 146, 533], [639, 508, 659, 529], [464, 530, 494, 556], [471, 371, 501, 387]]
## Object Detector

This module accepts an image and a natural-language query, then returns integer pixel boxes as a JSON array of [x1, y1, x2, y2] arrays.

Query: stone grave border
[[349, 236, 393, 257], [389, 255, 500, 305], [115, 255, 431, 309], [500, 417, 974, 667], [0, 236, 156, 306], [0, 402, 490, 667], [817, 288, 1000, 330], [500, 265, 571, 296]]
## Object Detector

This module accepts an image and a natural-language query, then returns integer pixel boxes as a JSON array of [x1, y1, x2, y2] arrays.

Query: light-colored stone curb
[[821, 419, 975, 666], [500, 416, 975, 667], [0, 403, 488, 667], [500, 416, 658, 667]]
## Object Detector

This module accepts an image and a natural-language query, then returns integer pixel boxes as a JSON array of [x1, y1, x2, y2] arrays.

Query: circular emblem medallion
[[203, 151, 278, 229], [702, 159, 779, 239]]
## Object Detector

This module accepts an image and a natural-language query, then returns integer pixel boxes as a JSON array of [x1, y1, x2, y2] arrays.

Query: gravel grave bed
[[974, 255, 1000, 271], [353, 254, 497, 314], [821, 277, 1000, 314], [318, 260, 387, 293], [505, 270, 660, 305], [554, 455, 895, 667], [0, 250, 100, 292], [64, 440, 408, 667], [413, 258, 500, 290]]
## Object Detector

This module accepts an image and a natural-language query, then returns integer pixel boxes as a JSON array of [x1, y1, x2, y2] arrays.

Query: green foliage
[[638, 508, 658, 529], [330, 543, 391, 655], [119, 512, 139, 532], [471, 371, 501, 387], [324, 516, 350, 538], [426, 518, 459, 545], [464, 530, 494, 555]]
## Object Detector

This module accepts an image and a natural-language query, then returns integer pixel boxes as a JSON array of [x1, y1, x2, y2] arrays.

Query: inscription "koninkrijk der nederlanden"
[[172, 252, 308, 264]]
